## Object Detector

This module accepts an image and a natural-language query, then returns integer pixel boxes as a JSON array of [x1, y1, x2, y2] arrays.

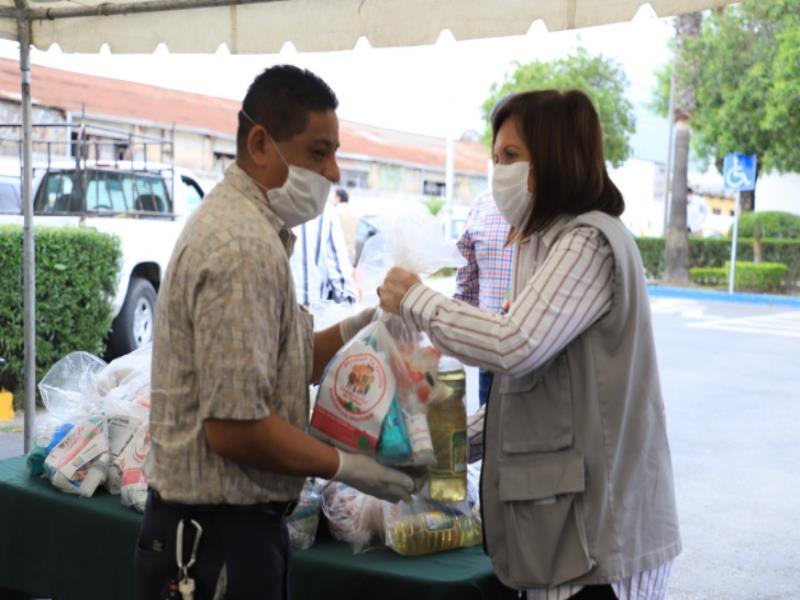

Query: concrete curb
[[647, 285, 800, 308]]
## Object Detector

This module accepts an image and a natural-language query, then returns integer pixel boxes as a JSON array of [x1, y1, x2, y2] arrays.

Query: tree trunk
[[664, 12, 701, 286], [665, 119, 691, 285], [753, 233, 763, 263]]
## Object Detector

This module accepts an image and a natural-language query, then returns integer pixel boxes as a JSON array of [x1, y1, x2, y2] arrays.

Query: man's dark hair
[[237, 65, 338, 155], [335, 188, 349, 203]]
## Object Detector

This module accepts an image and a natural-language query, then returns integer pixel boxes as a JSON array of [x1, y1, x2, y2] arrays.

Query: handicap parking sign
[[723, 153, 757, 191]]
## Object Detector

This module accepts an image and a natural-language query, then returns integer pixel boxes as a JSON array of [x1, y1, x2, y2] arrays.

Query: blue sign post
[[723, 153, 758, 294]]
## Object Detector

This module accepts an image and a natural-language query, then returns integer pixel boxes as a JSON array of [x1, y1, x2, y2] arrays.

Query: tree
[[651, 1, 800, 177], [481, 48, 636, 167], [664, 13, 702, 286]]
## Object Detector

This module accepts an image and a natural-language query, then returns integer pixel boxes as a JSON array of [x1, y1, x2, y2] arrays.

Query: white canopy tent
[[0, 0, 737, 449]]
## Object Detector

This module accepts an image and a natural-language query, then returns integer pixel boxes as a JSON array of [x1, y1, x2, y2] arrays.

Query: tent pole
[[18, 15, 35, 453]]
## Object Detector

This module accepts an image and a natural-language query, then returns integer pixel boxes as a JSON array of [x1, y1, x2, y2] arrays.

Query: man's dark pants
[[135, 489, 291, 600]]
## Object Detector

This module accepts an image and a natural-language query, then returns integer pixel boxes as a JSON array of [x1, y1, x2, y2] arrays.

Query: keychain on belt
[[163, 518, 203, 600]]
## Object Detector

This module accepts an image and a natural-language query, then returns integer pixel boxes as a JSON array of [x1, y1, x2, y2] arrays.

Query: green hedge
[[636, 237, 800, 286], [0, 226, 121, 407], [732, 211, 800, 239], [690, 262, 789, 292]]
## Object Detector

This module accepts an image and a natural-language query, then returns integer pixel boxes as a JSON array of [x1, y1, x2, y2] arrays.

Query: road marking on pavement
[[649, 298, 717, 320], [686, 311, 800, 338]]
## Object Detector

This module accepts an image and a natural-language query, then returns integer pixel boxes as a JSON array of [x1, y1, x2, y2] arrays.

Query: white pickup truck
[[0, 161, 206, 357]]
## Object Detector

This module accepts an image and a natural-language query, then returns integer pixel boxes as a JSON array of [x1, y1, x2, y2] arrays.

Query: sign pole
[[728, 190, 740, 294]]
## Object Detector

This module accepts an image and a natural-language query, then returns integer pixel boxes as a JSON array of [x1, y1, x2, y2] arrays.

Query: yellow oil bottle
[[386, 511, 482, 556], [427, 356, 467, 502]]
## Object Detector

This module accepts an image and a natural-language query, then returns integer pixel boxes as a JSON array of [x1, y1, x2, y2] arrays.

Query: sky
[[0, 7, 674, 162]]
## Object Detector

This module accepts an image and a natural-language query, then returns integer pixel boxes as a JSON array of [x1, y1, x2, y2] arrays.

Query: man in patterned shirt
[[135, 66, 413, 600], [455, 191, 513, 406]]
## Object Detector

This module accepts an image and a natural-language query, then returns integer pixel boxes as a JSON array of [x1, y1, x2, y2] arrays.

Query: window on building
[[712, 208, 721, 215], [729, 210, 736, 216], [423, 180, 446, 197], [341, 169, 369, 189]]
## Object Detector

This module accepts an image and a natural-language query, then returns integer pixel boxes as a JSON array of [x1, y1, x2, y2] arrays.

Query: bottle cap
[[437, 355, 463, 373]]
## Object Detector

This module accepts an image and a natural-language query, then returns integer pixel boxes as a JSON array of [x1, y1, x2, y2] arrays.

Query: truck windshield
[[35, 170, 172, 215]]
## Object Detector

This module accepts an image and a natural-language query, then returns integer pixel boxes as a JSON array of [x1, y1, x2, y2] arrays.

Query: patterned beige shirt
[[146, 164, 314, 504]]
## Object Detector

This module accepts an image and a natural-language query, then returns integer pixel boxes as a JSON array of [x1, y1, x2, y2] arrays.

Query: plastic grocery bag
[[38, 352, 107, 423], [383, 502, 482, 556], [383, 467, 482, 556], [44, 414, 110, 497], [100, 346, 152, 494], [26, 416, 74, 477], [321, 481, 386, 554], [95, 344, 152, 409], [311, 319, 411, 461], [287, 478, 324, 550], [354, 211, 465, 295]]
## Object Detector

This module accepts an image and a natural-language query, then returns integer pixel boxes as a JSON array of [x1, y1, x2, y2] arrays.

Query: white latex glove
[[333, 449, 415, 503], [339, 307, 377, 344]]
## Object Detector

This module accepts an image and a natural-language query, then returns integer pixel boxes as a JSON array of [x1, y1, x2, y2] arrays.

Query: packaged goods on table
[[118, 421, 151, 512], [44, 414, 110, 497], [288, 478, 324, 550]]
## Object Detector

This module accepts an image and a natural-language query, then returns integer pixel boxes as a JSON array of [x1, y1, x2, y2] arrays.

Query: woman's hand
[[378, 267, 422, 314]]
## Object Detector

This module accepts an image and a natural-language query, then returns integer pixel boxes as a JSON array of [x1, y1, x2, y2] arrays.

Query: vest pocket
[[497, 451, 593, 588], [499, 355, 573, 453]]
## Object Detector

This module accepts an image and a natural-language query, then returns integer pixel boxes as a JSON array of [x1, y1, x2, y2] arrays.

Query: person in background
[[378, 89, 680, 599], [290, 199, 358, 309], [136, 65, 413, 600], [332, 187, 359, 264], [454, 191, 513, 407]]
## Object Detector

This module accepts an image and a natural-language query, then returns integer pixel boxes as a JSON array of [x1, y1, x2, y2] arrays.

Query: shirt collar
[[539, 215, 572, 250], [224, 163, 296, 254]]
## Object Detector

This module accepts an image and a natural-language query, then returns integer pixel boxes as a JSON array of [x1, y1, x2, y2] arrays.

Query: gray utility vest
[[481, 211, 681, 589]]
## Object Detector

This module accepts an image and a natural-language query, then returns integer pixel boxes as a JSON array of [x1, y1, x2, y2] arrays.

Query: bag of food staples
[[311, 319, 412, 462]]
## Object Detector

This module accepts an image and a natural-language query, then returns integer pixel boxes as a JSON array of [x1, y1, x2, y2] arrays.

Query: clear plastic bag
[[38, 352, 107, 423], [99, 346, 152, 494], [95, 344, 152, 411], [43, 414, 110, 497], [26, 415, 74, 477], [311, 319, 409, 460], [320, 481, 385, 554], [355, 211, 465, 294], [383, 469, 482, 556], [119, 421, 151, 512], [287, 478, 324, 550]]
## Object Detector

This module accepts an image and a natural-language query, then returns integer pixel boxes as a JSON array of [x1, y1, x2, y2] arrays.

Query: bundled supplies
[[317, 463, 483, 556], [29, 346, 153, 510], [288, 478, 324, 550]]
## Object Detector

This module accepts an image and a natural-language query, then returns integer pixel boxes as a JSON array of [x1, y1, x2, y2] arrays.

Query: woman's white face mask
[[242, 109, 331, 228], [491, 161, 534, 228]]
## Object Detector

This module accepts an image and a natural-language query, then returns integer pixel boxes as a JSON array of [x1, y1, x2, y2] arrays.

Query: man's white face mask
[[242, 109, 331, 228], [491, 161, 534, 229]]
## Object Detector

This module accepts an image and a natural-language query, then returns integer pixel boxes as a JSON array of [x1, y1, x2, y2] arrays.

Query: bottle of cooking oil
[[427, 356, 467, 502], [386, 511, 482, 556]]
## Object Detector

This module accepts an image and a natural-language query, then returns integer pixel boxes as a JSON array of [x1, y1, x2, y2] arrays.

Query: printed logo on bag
[[333, 353, 388, 421]]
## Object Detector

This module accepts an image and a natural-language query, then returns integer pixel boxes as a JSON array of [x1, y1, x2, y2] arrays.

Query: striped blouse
[[400, 216, 672, 600]]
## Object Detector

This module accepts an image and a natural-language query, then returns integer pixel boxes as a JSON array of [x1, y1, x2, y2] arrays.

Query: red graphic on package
[[336, 353, 387, 419], [311, 349, 395, 453]]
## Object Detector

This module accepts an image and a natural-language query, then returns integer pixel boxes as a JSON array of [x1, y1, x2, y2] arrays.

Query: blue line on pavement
[[647, 286, 800, 308]]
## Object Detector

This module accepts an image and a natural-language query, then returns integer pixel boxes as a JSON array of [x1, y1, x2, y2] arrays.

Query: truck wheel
[[109, 277, 157, 358]]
